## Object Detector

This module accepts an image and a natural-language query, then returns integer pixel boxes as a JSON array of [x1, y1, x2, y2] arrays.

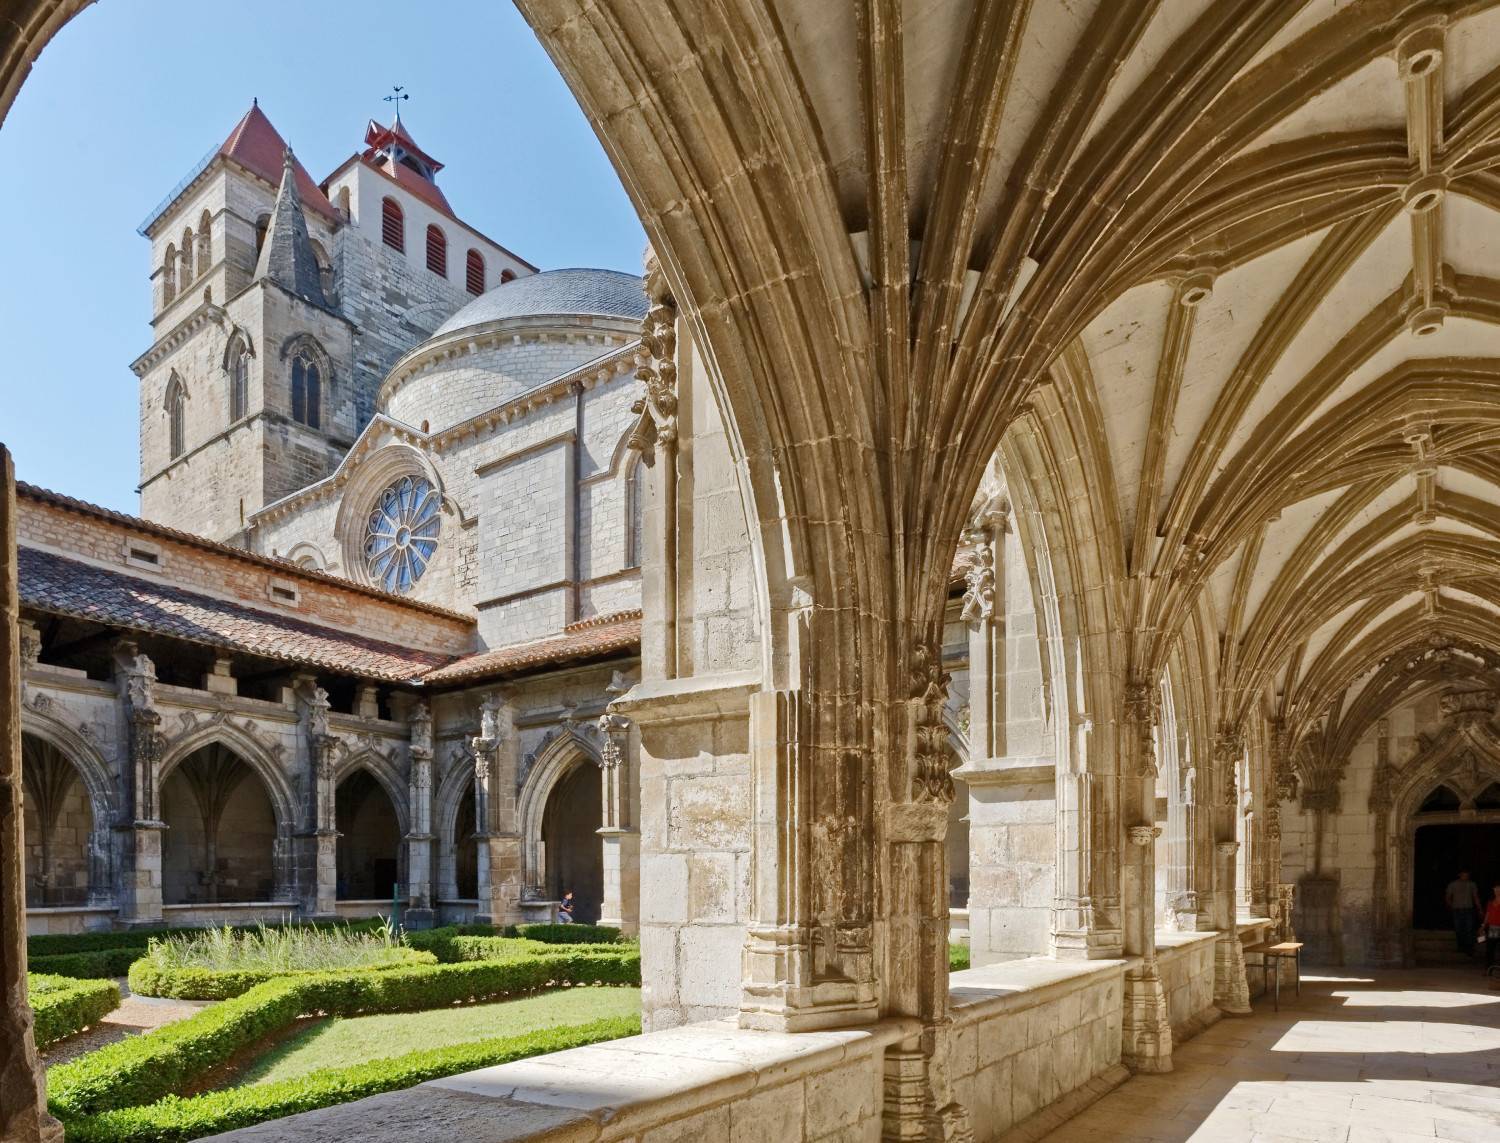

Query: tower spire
[[252, 145, 327, 307]]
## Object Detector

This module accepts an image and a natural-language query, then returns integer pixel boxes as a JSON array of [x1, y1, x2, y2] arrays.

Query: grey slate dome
[[434, 267, 648, 336]]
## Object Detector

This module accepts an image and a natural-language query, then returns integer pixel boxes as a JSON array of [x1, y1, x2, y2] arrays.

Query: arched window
[[163, 244, 178, 305], [197, 210, 212, 273], [181, 228, 195, 281], [310, 239, 334, 300], [291, 353, 321, 429], [254, 214, 271, 259], [625, 455, 645, 569], [166, 374, 186, 459], [465, 249, 485, 295], [500, 268, 517, 284], [425, 224, 447, 276], [227, 339, 249, 423], [381, 197, 404, 252], [335, 186, 351, 219]]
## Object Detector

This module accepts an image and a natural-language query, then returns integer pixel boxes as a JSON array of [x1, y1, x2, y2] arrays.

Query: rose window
[[364, 475, 440, 593]]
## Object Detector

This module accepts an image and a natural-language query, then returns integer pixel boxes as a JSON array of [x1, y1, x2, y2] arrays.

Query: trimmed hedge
[[49, 948, 642, 1118], [58, 1013, 639, 1142], [30, 949, 144, 980], [30, 974, 122, 1047], [504, 922, 622, 944], [27, 917, 388, 960], [949, 943, 970, 972], [129, 947, 439, 1000]]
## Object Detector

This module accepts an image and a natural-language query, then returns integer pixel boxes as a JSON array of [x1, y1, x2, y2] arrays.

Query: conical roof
[[253, 148, 328, 307], [220, 101, 337, 220]]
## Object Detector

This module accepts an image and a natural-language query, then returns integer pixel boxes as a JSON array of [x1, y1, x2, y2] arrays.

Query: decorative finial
[[282, 146, 295, 171], [384, 85, 409, 123], [253, 96, 258, 107]]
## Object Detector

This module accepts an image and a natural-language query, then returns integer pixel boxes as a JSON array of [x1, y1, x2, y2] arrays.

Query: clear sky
[[0, 0, 647, 513]]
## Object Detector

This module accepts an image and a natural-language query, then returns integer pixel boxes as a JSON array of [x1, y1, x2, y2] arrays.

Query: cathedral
[[10, 4, 1500, 1142], [18, 101, 657, 937]]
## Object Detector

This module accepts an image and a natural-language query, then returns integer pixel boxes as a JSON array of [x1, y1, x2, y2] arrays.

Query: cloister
[[8, 2, 1500, 1141]]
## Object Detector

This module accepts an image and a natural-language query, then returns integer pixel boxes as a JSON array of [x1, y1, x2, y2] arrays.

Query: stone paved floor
[[1039, 969, 1500, 1143]]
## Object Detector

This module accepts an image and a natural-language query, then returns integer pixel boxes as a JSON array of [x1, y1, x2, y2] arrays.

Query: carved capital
[[596, 712, 630, 769], [1216, 840, 1239, 857], [910, 641, 955, 803], [1128, 824, 1161, 847]]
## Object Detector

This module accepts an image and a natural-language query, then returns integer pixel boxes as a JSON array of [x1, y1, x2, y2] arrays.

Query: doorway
[[1411, 822, 1500, 930]]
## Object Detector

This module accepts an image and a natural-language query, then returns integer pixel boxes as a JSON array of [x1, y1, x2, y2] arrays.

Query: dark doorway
[[335, 769, 401, 900], [541, 762, 603, 924], [1412, 822, 1500, 930]]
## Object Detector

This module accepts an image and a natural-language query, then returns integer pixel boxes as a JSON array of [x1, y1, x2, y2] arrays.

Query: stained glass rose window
[[364, 475, 440, 593]]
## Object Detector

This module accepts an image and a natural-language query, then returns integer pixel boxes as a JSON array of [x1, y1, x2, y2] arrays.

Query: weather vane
[[384, 85, 409, 118]]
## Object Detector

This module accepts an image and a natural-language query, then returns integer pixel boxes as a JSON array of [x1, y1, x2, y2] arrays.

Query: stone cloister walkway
[[1039, 970, 1500, 1143]]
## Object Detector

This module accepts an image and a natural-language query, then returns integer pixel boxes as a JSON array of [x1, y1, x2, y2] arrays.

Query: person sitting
[[556, 890, 575, 924]]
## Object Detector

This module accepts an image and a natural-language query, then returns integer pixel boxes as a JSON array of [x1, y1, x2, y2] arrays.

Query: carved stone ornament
[[596, 712, 630, 769], [1123, 681, 1160, 777], [1216, 840, 1239, 857], [958, 526, 996, 623], [630, 245, 679, 451], [1128, 824, 1161, 847], [911, 641, 955, 803], [409, 702, 433, 756]]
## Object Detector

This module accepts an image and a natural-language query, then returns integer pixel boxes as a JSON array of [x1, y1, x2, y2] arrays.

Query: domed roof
[[434, 267, 648, 336]]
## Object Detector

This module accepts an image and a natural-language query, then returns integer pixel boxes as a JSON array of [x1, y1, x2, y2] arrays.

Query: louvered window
[[465, 249, 485, 295], [381, 197, 404, 252], [426, 225, 447, 276]]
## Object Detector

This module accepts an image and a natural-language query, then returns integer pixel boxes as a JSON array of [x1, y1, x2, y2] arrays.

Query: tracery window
[[465, 249, 485, 295], [181, 228, 195, 281], [197, 211, 212, 274], [363, 475, 440, 594], [426, 224, 447, 277], [291, 353, 321, 429], [228, 340, 249, 422], [163, 244, 178, 304], [381, 197, 404, 252], [166, 374, 186, 459]]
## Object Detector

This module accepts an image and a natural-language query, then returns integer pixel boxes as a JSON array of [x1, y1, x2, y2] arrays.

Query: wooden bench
[[1245, 940, 1303, 1011]]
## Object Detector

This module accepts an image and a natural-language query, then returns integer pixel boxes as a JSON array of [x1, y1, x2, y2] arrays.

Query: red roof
[[20, 548, 450, 684], [364, 116, 443, 174], [220, 103, 339, 222], [423, 611, 642, 685]]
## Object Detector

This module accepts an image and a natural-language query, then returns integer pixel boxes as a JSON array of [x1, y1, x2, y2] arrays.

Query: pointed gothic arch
[[517, 729, 602, 902], [166, 372, 187, 459]]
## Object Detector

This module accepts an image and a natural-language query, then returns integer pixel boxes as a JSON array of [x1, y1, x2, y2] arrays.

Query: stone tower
[[131, 101, 534, 543]]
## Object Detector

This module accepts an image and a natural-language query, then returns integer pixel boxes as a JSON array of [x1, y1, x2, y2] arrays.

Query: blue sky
[[0, 0, 646, 512]]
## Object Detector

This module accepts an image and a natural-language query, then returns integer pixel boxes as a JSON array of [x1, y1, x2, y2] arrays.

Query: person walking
[[556, 890, 575, 924], [1446, 869, 1482, 955], [1484, 884, 1500, 970]]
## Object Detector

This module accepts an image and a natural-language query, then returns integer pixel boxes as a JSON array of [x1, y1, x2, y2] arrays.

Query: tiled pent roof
[[423, 611, 642, 684], [20, 547, 641, 688], [19, 548, 450, 684]]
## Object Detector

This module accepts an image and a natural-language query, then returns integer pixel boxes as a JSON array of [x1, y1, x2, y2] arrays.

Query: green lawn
[[235, 986, 641, 1086]]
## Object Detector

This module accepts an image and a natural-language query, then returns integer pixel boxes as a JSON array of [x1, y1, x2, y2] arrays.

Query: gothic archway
[[540, 759, 603, 923], [159, 743, 283, 905], [335, 768, 403, 901], [19, 733, 104, 906], [517, 730, 602, 899]]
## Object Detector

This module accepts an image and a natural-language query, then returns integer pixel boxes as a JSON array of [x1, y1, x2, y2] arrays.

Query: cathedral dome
[[433, 268, 648, 336], [382, 268, 647, 433]]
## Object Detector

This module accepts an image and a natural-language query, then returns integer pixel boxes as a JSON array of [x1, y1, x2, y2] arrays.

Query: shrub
[[129, 947, 437, 1001], [30, 949, 144, 980], [29, 974, 122, 1047], [949, 943, 970, 972], [143, 921, 412, 973], [50, 948, 642, 1119], [58, 1014, 639, 1142], [505, 922, 622, 945], [27, 917, 389, 960]]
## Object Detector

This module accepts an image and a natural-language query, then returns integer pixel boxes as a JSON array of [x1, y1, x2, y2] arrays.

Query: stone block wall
[[1155, 932, 1219, 1041]]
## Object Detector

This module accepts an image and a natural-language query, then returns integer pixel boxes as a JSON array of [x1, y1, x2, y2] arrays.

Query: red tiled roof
[[18, 483, 474, 623], [19, 548, 450, 684], [220, 103, 339, 222], [423, 611, 641, 685], [366, 154, 453, 213]]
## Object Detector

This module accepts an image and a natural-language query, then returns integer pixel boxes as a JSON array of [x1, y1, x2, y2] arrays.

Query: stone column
[[294, 678, 338, 919], [1119, 682, 1172, 1073], [404, 702, 435, 930], [111, 643, 166, 928], [596, 711, 639, 934], [1, 447, 65, 1142], [1211, 730, 1251, 1015], [470, 694, 523, 927], [1367, 719, 1397, 966]]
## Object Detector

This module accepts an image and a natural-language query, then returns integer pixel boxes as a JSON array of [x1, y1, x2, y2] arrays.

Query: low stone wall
[[25, 906, 116, 936], [1237, 917, 1278, 997], [158, 901, 301, 928], [948, 957, 1128, 1139], [1155, 931, 1219, 1042]]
